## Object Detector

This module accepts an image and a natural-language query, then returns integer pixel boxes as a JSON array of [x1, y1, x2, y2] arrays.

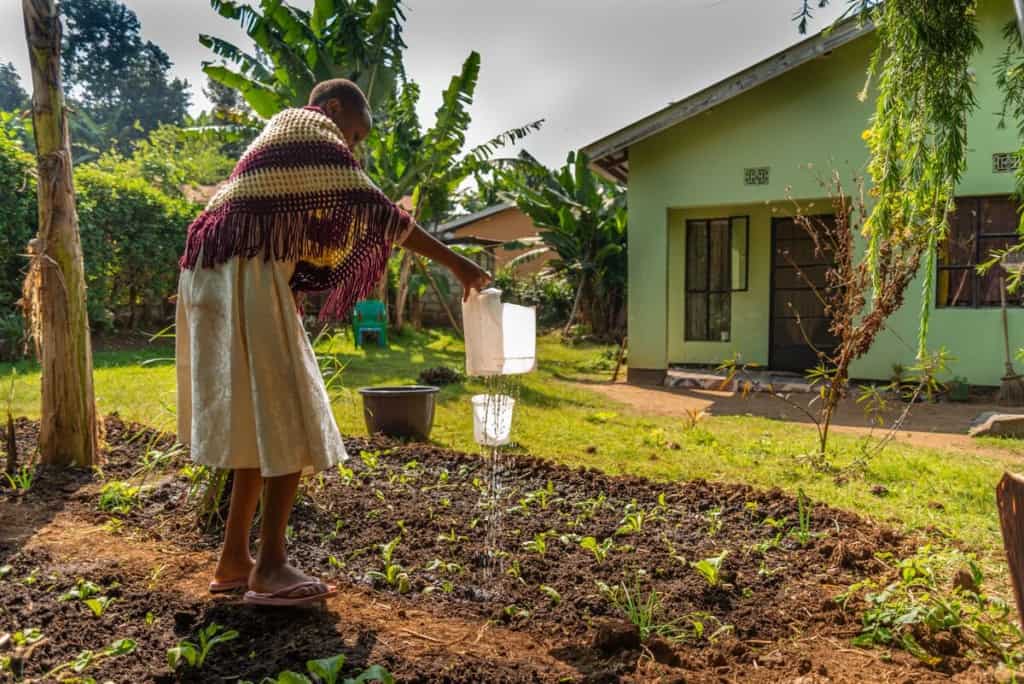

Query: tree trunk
[[22, 0, 99, 467], [563, 274, 587, 337], [393, 251, 414, 330]]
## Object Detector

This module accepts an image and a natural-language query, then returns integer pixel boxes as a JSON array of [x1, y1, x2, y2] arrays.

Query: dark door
[[769, 216, 840, 372]]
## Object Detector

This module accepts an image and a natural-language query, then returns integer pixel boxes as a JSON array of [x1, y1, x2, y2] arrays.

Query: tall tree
[[0, 62, 29, 111], [61, 0, 190, 155], [200, 0, 407, 116], [22, 0, 99, 466]]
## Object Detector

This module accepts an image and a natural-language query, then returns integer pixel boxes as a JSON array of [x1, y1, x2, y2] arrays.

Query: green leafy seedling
[[167, 623, 239, 670], [522, 531, 551, 555], [366, 537, 411, 593], [540, 584, 562, 605], [59, 579, 102, 602], [85, 596, 113, 617], [98, 481, 140, 514], [691, 551, 728, 588], [579, 536, 613, 563]]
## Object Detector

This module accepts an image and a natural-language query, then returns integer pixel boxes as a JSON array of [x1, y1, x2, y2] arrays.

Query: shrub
[[493, 270, 573, 329], [75, 162, 196, 328], [0, 116, 37, 316]]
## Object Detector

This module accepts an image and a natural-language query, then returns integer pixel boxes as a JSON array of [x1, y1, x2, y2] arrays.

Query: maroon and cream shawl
[[180, 105, 413, 319]]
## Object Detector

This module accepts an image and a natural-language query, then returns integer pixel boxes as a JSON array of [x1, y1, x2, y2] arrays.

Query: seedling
[[615, 501, 652, 536], [98, 481, 140, 514], [579, 536, 614, 563], [605, 580, 686, 643], [424, 559, 463, 576], [573, 493, 607, 523], [167, 623, 239, 670], [685, 611, 734, 642], [517, 481, 559, 513], [691, 551, 728, 588], [503, 604, 530, 620], [753, 531, 784, 555], [762, 515, 788, 530], [506, 560, 524, 582], [359, 450, 380, 472], [539, 584, 561, 605], [436, 528, 466, 544], [522, 531, 552, 555], [11, 628, 43, 647], [85, 596, 114, 617], [789, 488, 817, 547], [59, 579, 102, 602], [336, 464, 356, 485], [4, 464, 34, 492], [138, 443, 185, 473], [366, 537, 411, 593], [704, 507, 723, 537], [46, 638, 135, 679]]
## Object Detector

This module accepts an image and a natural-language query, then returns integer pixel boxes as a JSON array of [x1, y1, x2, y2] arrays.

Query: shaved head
[[308, 79, 373, 146]]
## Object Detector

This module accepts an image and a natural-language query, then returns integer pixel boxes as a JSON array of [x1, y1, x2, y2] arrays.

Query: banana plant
[[200, 0, 407, 116], [502, 151, 627, 337], [362, 52, 542, 329]]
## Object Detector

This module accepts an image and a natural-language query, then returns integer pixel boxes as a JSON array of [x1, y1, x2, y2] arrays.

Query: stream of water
[[478, 373, 522, 580]]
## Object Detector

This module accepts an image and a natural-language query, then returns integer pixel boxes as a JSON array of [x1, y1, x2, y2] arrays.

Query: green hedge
[[0, 135, 197, 336], [75, 164, 196, 329]]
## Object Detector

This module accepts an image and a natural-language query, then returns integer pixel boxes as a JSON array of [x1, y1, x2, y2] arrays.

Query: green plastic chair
[[352, 299, 388, 348]]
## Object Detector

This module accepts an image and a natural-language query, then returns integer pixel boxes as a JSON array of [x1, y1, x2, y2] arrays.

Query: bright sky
[[0, 0, 847, 166]]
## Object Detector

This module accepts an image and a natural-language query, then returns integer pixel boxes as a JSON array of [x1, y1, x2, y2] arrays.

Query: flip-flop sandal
[[209, 577, 249, 594], [243, 580, 337, 607]]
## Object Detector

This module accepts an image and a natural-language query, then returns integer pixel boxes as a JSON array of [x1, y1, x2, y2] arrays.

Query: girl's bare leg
[[214, 468, 262, 582], [249, 472, 329, 596]]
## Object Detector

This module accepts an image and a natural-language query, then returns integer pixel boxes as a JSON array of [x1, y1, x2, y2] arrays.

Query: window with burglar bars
[[685, 217, 748, 341], [937, 196, 1023, 308]]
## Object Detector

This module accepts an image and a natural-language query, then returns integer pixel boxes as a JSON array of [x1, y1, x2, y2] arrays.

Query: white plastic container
[[462, 288, 536, 376], [472, 393, 516, 446]]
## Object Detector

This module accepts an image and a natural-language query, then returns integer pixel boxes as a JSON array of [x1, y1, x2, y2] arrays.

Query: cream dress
[[175, 255, 347, 477]]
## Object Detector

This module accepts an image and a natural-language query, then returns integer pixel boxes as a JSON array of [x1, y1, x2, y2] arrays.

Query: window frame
[[684, 216, 749, 342], [936, 195, 1020, 309]]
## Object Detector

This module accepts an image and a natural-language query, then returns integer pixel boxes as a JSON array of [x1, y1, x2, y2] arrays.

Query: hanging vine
[[803, 1, 982, 356]]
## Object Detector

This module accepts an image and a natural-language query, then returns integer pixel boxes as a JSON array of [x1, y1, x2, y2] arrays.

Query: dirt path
[[580, 380, 1023, 458]]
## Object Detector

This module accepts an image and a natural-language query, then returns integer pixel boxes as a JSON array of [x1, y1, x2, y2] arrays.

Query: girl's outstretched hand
[[456, 259, 492, 301]]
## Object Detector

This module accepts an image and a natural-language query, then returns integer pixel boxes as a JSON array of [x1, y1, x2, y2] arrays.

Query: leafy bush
[[0, 312, 26, 362], [75, 161, 196, 328], [0, 114, 37, 316], [493, 270, 573, 329]]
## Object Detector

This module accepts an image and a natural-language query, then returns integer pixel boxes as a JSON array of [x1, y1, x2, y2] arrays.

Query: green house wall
[[627, 1, 1024, 385]]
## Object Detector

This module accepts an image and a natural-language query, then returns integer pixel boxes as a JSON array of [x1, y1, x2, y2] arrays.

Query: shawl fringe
[[178, 107, 412, 321]]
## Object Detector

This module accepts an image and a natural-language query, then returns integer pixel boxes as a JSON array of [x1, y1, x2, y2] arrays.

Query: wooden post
[[22, 0, 99, 466], [412, 255, 462, 336], [611, 336, 628, 383], [997, 472, 1024, 626]]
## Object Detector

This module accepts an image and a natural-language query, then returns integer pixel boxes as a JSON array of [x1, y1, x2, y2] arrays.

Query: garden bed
[[0, 417, 993, 682]]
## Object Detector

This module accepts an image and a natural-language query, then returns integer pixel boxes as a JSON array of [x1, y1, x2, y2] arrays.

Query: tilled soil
[[0, 416, 989, 682]]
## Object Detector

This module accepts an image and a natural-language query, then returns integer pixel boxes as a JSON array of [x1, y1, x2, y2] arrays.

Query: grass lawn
[[1, 328, 1018, 563]]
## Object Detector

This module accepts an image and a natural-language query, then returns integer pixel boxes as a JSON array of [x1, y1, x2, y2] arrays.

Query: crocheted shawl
[[180, 106, 412, 320]]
